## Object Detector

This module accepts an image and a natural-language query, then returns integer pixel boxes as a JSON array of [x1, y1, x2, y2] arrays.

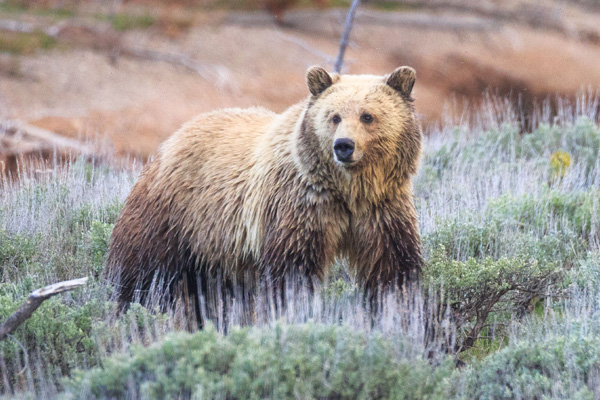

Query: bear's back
[[158, 106, 277, 180], [154, 106, 281, 260]]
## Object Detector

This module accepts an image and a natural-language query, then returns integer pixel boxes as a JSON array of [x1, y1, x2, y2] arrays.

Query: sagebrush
[[1, 97, 599, 399]]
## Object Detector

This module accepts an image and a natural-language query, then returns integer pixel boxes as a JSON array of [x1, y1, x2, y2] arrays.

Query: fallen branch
[[11, 120, 94, 157], [0, 277, 88, 341]]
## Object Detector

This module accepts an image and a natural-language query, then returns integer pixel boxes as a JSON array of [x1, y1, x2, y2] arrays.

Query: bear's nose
[[333, 138, 355, 162]]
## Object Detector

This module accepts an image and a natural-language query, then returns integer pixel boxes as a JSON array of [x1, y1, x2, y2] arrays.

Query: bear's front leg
[[350, 200, 423, 296], [260, 194, 348, 299]]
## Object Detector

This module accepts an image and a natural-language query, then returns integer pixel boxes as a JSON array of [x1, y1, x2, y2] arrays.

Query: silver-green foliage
[[64, 324, 455, 400], [464, 334, 600, 400]]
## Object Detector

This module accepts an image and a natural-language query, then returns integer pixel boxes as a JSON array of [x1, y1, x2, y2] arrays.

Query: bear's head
[[301, 66, 421, 182]]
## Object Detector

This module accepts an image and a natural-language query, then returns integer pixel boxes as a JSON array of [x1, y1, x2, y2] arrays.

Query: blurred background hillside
[[1, 0, 600, 173]]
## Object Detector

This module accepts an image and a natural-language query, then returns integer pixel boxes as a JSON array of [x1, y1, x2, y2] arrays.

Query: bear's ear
[[306, 66, 333, 97], [385, 66, 416, 97]]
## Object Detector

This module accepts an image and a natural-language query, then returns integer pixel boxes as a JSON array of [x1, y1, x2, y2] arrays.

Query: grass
[[0, 2, 28, 14], [0, 96, 599, 398], [109, 13, 155, 32], [0, 2, 74, 18], [370, 0, 424, 12], [0, 31, 56, 55]]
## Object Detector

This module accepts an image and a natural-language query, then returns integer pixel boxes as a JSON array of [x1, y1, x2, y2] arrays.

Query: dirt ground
[[2, 1, 600, 165]]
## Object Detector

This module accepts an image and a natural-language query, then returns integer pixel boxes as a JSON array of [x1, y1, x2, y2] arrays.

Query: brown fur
[[106, 66, 423, 323]]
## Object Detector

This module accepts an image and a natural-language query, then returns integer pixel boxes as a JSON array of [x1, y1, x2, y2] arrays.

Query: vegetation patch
[[424, 247, 564, 352], [0, 30, 56, 55], [370, 0, 424, 11], [0, 1, 74, 17], [424, 117, 600, 183], [0, 1, 28, 14], [464, 334, 600, 399], [109, 13, 155, 32], [64, 324, 455, 400], [486, 188, 599, 240], [1, 108, 599, 398]]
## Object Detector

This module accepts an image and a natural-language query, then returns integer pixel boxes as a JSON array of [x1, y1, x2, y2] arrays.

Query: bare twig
[[333, 0, 361, 73], [0, 277, 88, 341]]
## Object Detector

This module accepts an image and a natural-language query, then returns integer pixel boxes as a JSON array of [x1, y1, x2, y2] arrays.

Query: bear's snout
[[333, 138, 355, 163]]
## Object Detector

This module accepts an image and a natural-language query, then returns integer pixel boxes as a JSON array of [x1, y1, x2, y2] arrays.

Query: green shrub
[[463, 334, 600, 399], [64, 324, 455, 400], [422, 127, 462, 175], [423, 117, 600, 181], [423, 217, 586, 265], [0, 285, 171, 395], [0, 286, 105, 389], [423, 185, 596, 265], [87, 221, 114, 274], [523, 118, 600, 178], [0, 230, 41, 280], [0, 161, 137, 395], [321, 261, 355, 299], [566, 252, 600, 290], [424, 247, 564, 351], [423, 124, 521, 177], [486, 188, 599, 240], [423, 217, 501, 260], [424, 248, 562, 301]]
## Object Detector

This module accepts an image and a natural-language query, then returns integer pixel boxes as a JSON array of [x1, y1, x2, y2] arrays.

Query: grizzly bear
[[106, 66, 423, 325]]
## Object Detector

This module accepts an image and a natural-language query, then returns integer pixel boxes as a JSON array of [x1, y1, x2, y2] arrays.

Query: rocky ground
[[1, 0, 600, 172]]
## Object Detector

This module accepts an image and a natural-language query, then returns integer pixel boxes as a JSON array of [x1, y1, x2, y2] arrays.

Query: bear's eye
[[332, 114, 342, 124], [360, 113, 373, 123]]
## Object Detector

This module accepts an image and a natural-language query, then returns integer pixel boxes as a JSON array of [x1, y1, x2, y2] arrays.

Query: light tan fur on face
[[297, 72, 421, 209], [106, 66, 423, 313]]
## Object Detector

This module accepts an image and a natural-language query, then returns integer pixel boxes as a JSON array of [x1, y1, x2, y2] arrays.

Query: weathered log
[[0, 277, 88, 341]]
